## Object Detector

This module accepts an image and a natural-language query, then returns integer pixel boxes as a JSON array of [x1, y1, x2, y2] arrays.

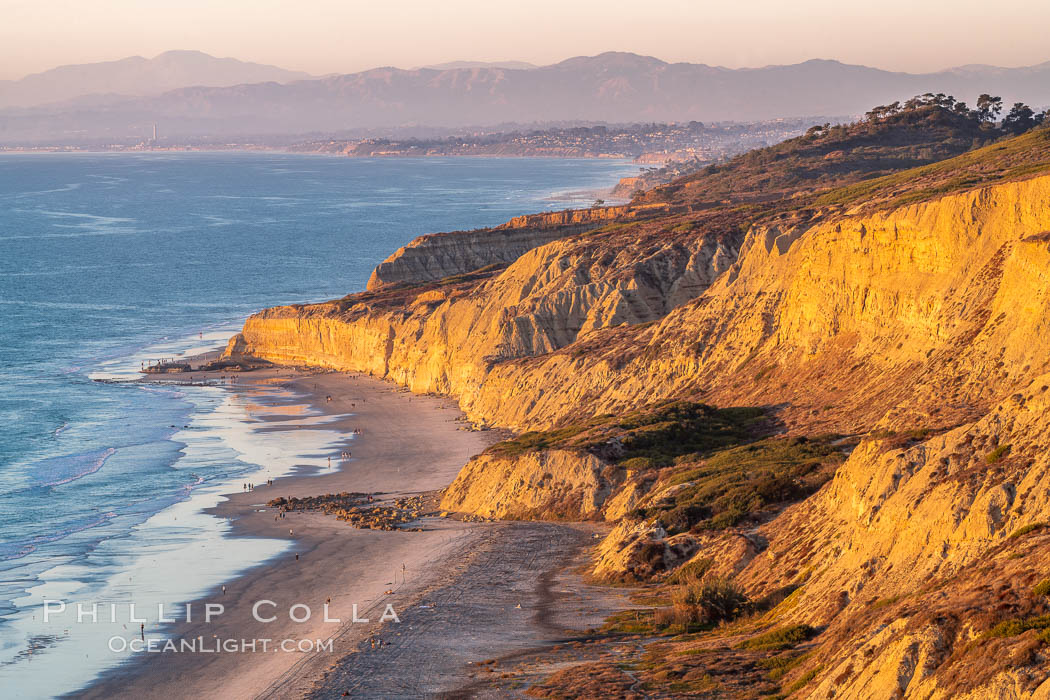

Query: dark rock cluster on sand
[[268, 493, 431, 531]]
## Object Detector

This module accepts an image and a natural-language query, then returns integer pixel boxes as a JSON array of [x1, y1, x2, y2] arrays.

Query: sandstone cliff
[[467, 174, 1050, 432], [366, 203, 669, 290], [440, 449, 616, 520], [227, 206, 737, 416], [232, 172, 1050, 438], [726, 376, 1050, 698], [226, 120, 1050, 698]]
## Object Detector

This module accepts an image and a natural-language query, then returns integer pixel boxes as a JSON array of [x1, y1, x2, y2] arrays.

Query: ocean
[[0, 152, 634, 697]]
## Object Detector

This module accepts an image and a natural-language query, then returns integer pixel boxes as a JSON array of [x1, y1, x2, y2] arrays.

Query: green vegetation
[[608, 403, 765, 466], [483, 423, 598, 458], [639, 103, 1004, 209], [485, 400, 764, 465], [813, 124, 1050, 210], [655, 575, 750, 633], [1033, 579, 1050, 597], [602, 608, 659, 635], [637, 94, 1048, 215], [738, 625, 817, 651], [668, 557, 714, 585], [983, 614, 1050, 639], [758, 652, 812, 681], [784, 666, 822, 696], [484, 402, 841, 535], [636, 436, 844, 534], [985, 444, 1012, 464], [1009, 522, 1048, 539]]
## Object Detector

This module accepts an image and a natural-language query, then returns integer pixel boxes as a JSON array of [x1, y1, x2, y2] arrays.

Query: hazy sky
[[2, 0, 1049, 80]]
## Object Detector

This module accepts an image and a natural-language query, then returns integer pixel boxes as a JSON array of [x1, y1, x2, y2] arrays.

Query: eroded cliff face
[[228, 214, 737, 416], [226, 166, 1050, 698], [466, 175, 1050, 432], [439, 449, 617, 520], [366, 203, 669, 290], [725, 376, 1050, 698], [367, 225, 587, 291], [231, 175, 1050, 436]]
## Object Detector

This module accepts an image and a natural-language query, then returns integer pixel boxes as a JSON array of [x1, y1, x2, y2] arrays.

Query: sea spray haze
[[0, 152, 633, 695]]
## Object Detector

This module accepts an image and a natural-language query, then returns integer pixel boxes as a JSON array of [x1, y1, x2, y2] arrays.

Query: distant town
[[0, 118, 821, 166], [0, 118, 826, 198], [289, 119, 820, 164]]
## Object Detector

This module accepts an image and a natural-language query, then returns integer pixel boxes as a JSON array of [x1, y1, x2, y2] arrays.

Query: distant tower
[[152, 123, 157, 142]]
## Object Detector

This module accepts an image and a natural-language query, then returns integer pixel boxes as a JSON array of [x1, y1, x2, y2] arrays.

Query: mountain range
[[0, 50, 312, 110], [2, 51, 1050, 144]]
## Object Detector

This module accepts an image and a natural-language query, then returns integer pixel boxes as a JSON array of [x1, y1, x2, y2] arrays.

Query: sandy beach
[[69, 363, 633, 700], [74, 368, 498, 699]]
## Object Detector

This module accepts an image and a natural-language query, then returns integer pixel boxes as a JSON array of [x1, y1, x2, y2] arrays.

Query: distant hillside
[[0, 50, 312, 109], [637, 104, 998, 208], [3, 52, 1050, 144]]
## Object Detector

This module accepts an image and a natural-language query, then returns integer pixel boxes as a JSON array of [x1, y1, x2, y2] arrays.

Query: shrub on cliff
[[660, 574, 750, 632], [738, 624, 817, 651], [484, 400, 765, 466], [636, 436, 843, 534]]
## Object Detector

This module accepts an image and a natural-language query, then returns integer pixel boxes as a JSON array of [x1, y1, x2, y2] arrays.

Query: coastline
[[73, 368, 499, 699], [1, 153, 644, 698]]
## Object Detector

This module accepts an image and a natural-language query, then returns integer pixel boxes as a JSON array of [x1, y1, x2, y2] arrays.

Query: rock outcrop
[[726, 376, 1050, 698], [367, 225, 587, 291], [439, 449, 616, 520], [465, 174, 1050, 432], [227, 207, 737, 420], [366, 203, 670, 290]]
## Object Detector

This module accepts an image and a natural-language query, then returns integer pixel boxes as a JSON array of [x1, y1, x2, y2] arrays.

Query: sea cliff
[[230, 174, 1050, 433], [225, 119, 1050, 698], [366, 203, 669, 290]]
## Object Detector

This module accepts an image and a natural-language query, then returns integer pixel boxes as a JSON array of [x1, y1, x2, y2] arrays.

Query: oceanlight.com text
[[108, 637, 336, 654]]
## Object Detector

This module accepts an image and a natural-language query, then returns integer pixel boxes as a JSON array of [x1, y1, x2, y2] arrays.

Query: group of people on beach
[[243, 479, 275, 491]]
